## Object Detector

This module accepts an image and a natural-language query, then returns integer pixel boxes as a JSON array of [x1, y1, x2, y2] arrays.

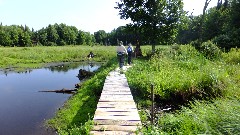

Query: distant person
[[116, 41, 127, 68], [127, 43, 134, 65], [87, 51, 94, 59]]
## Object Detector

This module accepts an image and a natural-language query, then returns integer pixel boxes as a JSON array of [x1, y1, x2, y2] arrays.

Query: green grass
[[0, 45, 117, 69], [126, 45, 240, 134]]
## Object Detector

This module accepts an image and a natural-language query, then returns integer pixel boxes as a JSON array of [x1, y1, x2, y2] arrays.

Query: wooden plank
[[94, 119, 141, 126], [93, 115, 141, 121], [90, 131, 135, 135], [95, 107, 137, 112], [97, 101, 136, 106], [99, 95, 133, 99], [94, 110, 139, 117], [96, 105, 136, 109], [101, 91, 132, 94], [99, 99, 133, 102], [92, 125, 139, 131]]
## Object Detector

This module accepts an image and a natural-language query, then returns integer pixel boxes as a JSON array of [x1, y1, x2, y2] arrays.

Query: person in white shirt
[[116, 41, 127, 68]]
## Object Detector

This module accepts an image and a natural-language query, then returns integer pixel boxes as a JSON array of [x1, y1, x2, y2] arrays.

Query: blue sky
[[0, 0, 217, 34]]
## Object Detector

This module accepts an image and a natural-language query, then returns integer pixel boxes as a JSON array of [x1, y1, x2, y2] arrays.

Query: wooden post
[[151, 83, 154, 125]]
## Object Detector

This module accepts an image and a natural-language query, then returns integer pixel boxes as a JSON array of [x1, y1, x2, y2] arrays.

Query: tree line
[[0, 22, 136, 47], [177, 0, 239, 49]]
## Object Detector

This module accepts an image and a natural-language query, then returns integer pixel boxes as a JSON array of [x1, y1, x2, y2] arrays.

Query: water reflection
[[0, 62, 101, 135]]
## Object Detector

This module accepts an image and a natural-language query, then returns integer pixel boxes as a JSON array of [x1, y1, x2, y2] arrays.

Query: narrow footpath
[[91, 66, 142, 135]]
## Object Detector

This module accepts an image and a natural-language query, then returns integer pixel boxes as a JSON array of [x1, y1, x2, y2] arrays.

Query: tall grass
[[0, 46, 116, 69], [127, 45, 228, 101], [126, 45, 240, 134]]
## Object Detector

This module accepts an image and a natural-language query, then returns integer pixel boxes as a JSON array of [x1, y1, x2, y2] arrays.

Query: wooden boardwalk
[[91, 67, 141, 135]]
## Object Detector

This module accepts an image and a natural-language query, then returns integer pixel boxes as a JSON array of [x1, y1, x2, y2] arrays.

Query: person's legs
[[118, 55, 122, 68], [128, 52, 132, 65], [120, 55, 124, 68]]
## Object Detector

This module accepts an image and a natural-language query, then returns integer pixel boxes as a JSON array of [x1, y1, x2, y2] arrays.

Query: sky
[[0, 0, 218, 34]]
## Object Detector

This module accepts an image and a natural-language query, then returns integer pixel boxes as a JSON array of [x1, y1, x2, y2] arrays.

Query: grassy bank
[[126, 45, 240, 134], [0, 45, 116, 69], [47, 58, 117, 134]]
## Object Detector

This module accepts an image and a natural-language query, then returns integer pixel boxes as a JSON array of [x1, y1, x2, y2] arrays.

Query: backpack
[[127, 46, 132, 53]]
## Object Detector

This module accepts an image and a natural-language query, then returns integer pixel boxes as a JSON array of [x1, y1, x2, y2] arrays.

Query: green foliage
[[116, 0, 184, 45], [222, 48, 240, 64], [212, 34, 233, 50], [127, 45, 226, 101], [200, 41, 222, 59], [177, 0, 240, 50], [126, 45, 240, 134]]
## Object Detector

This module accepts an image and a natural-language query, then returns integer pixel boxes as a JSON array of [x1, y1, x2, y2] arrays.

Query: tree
[[199, 0, 212, 42], [76, 30, 86, 45], [94, 30, 107, 45], [46, 24, 59, 44], [116, 0, 184, 52]]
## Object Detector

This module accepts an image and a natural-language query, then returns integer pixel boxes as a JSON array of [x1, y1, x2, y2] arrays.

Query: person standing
[[127, 43, 134, 65], [116, 41, 127, 68]]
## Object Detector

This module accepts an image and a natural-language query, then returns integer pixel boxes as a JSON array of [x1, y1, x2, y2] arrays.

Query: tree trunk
[[199, 0, 211, 43]]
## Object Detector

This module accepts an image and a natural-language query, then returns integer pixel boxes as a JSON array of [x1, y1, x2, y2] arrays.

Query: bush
[[200, 41, 222, 59], [47, 42, 57, 46], [212, 34, 233, 50], [190, 39, 201, 50], [59, 40, 66, 46]]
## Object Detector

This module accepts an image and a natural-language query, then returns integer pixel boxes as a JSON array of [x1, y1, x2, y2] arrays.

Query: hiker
[[127, 43, 134, 65], [87, 51, 94, 59], [116, 41, 127, 68]]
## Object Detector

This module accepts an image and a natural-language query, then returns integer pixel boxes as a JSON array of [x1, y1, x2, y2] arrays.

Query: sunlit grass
[[126, 44, 240, 134], [0, 45, 117, 69]]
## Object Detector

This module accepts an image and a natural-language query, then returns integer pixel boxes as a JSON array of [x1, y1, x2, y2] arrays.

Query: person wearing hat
[[127, 43, 134, 65], [116, 41, 127, 68]]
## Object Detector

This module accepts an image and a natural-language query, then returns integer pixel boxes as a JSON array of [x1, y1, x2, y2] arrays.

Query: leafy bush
[[47, 41, 57, 46], [222, 48, 240, 64], [200, 41, 222, 59], [190, 39, 201, 50], [212, 34, 233, 50]]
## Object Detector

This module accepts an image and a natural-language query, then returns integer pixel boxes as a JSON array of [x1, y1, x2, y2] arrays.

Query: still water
[[0, 62, 101, 135]]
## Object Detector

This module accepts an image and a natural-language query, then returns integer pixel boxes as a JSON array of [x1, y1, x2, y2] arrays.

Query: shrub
[[200, 41, 222, 59], [212, 34, 233, 50], [47, 41, 57, 46], [190, 39, 201, 50]]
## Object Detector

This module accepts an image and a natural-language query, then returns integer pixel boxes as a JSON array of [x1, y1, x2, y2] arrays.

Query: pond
[[0, 62, 102, 135]]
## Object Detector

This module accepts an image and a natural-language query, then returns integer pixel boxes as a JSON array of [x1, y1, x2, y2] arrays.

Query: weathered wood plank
[[93, 115, 141, 121], [90, 131, 135, 135], [96, 105, 136, 109], [97, 101, 136, 106], [95, 108, 137, 112], [92, 125, 139, 131], [94, 119, 141, 126], [94, 110, 139, 117]]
